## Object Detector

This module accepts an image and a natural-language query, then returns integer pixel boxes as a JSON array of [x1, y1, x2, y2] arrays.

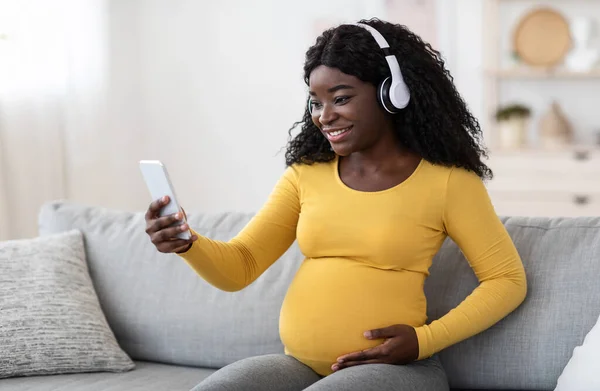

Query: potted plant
[[495, 103, 531, 149]]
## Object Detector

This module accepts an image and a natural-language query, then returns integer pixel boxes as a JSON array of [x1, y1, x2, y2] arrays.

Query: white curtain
[[0, 0, 108, 240]]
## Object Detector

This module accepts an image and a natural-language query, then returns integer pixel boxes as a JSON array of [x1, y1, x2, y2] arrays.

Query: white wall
[[64, 0, 146, 211], [1, 0, 496, 239], [63, 0, 461, 215], [5, 0, 595, 238], [133, 0, 311, 213], [447, 0, 485, 133], [497, 0, 600, 145]]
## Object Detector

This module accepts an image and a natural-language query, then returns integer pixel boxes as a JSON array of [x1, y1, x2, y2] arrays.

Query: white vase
[[566, 17, 600, 72], [498, 117, 528, 150]]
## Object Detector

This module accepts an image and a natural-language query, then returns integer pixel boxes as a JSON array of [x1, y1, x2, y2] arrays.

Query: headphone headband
[[353, 23, 390, 50]]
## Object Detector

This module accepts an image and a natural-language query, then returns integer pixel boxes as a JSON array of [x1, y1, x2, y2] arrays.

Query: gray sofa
[[2, 200, 599, 391]]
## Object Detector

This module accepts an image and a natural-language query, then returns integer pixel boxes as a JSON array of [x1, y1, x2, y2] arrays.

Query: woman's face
[[308, 65, 394, 156]]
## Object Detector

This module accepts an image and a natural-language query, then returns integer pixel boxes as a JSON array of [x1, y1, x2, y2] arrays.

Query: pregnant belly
[[279, 257, 427, 376]]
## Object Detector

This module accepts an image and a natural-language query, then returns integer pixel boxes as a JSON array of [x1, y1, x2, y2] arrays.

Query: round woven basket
[[514, 7, 572, 67]]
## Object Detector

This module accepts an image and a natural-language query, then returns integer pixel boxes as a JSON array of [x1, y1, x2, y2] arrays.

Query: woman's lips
[[324, 126, 353, 143]]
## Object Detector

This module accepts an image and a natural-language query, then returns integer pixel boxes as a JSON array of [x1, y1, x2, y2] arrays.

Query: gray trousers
[[191, 354, 449, 391]]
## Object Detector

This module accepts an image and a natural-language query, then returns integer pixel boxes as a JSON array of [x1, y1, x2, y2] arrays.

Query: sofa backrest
[[39, 201, 600, 390], [424, 215, 600, 390], [38, 201, 300, 369]]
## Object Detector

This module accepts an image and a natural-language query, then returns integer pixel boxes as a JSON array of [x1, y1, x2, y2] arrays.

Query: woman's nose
[[319, 103, 338, 126]]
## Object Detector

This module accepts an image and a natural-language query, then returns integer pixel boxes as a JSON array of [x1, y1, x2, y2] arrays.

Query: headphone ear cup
[[378, 77, 400, 114]]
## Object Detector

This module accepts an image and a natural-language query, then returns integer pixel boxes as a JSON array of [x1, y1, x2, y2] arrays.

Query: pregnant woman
[[145, 18, 527, 391]]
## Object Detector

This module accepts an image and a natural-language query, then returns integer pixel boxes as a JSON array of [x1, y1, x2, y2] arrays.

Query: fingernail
[[191, 235, 198, 241], [332, 365, 339, 371], [175, 213, 181, 219], [180, 224, 188, 231], [162, 196, 168, 202], [364, 331, 371, 338]]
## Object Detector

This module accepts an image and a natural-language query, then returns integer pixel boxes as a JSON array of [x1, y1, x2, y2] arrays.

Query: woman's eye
[[310, 101, 323, 110], [335, 96, 350, 105]]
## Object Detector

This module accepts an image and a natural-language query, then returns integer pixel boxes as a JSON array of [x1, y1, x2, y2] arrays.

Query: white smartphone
[[139, 160, 191, 240]]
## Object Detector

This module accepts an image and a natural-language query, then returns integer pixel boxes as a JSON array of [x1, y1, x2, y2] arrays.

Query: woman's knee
[[190, 354, 321, 391]]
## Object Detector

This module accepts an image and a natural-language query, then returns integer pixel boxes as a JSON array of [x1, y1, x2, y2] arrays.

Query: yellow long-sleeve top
[[178, 157, 527, 376]]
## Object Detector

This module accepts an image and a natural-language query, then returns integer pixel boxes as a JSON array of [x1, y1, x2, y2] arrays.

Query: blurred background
[[0, 0, 599, 241]]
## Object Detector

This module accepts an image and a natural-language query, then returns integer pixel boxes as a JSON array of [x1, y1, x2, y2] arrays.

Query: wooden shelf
[[487, 67, 600, 79]]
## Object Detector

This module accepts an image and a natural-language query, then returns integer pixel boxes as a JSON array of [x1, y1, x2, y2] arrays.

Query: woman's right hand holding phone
[[145, 196, 198, 254]]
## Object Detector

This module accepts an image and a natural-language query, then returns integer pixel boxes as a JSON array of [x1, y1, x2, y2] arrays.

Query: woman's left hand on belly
[[331, 324, 419, 372]]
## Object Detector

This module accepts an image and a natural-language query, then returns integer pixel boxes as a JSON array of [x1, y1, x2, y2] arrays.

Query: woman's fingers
[[152, 223, 188, 243], [158, 238, 195, 253], [336, 345, 387, 364], [145, 196, 169, 220], [149, 213, 183, 234], [332, 358, 385, 372]]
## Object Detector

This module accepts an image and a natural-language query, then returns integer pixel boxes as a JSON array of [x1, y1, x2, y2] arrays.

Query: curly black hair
[[285, 18, 492, 180]]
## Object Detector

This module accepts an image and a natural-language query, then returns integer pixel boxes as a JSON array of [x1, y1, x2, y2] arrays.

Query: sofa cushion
[[0, 361, 213, 391], [38, 201, 302, 369], [425, 216, 600, 390], [0, 230, 135, 379]]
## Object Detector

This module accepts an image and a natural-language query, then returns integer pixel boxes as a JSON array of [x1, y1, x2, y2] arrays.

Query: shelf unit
[[482, 0, 600, 149], [482, 0, 600, 217]]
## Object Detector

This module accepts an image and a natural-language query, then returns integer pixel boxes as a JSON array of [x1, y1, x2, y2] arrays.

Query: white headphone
[[308, 23, 411, 115], [354, 23, 411, 114]]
